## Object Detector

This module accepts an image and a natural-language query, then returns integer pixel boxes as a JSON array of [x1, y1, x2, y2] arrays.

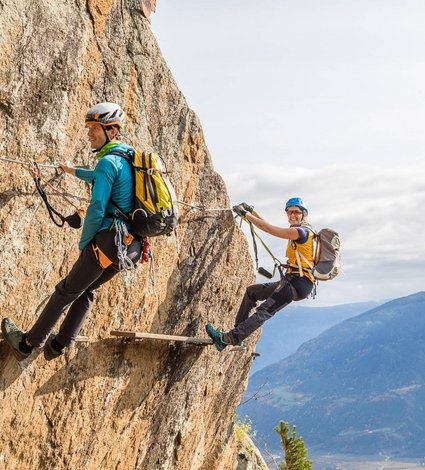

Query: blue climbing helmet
[[285, 197, 308, 214]]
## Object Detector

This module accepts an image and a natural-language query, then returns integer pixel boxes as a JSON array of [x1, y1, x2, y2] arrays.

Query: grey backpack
[[312, 228, 341, 281], [293, 226, 341, 282]]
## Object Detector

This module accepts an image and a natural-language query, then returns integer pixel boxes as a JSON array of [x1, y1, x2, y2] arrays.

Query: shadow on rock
[[163, 342, 205, 394], [34, 337, 206, 414], [0, 190, 16, 211], [0, 342, 39, 391]]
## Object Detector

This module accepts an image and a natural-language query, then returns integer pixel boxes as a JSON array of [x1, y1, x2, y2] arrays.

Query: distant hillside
[[251, 301, 381, 374], [240, 292, 425, 458]]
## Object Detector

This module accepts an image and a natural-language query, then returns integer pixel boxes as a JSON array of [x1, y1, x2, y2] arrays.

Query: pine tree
[[274, 421, 312, 470]]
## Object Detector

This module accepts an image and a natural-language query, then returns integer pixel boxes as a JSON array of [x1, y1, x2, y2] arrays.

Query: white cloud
[[154, 1, 425, 170], [222, 163, 425, 305], [153, 1, 425, 304]]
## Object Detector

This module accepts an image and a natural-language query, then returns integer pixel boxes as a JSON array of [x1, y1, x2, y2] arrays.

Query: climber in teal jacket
[[1, 102, 142, 363], [75, 141, 134, 251]]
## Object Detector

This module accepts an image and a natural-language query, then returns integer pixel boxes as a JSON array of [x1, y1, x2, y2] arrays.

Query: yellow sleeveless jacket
[[286, 224, 316, 283]]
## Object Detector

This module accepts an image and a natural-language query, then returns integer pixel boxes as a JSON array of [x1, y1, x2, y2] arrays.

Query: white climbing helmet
[[85, 102, 125, 129]]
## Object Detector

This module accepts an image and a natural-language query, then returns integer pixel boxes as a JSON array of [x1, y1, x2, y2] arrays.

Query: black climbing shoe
[[44, 334, 64, 361], [1, 317, 32, 362]]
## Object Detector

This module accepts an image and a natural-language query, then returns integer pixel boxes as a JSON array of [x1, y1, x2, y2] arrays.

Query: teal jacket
[[75, 141, 134, 251]]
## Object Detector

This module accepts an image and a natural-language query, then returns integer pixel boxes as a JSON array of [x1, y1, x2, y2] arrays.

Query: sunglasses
[[287, 210, 303, 216]]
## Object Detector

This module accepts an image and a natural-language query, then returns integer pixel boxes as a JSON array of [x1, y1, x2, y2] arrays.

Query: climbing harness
[[92, 243, 114, 269]]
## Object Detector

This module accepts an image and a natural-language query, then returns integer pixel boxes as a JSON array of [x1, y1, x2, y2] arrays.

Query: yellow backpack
[[113, 149, 178, 237]]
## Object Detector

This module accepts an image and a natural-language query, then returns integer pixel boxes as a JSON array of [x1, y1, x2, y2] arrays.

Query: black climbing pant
[[227, 275, 313, 345], [27, 230, 142, 348]]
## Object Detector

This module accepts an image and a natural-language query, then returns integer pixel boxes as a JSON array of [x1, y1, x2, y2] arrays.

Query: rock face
[[0, 2, 258, 469], [236, 434, 269, 470]]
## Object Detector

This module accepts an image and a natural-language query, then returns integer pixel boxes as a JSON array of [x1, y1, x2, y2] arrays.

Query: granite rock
[[0, 1, 260, 469]]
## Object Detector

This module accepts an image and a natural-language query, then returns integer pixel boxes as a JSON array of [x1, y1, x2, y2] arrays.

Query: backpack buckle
[[161, 209, 172, 218]]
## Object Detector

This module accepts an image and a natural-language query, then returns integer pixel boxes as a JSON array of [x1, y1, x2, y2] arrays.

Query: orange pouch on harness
[[92, 243, 113, 269]]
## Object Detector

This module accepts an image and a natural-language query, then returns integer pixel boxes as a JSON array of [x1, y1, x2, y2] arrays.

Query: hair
[[105, 125, 121, 137]]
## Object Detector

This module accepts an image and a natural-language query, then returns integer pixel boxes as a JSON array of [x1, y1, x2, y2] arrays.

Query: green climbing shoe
[[205, 323, 230, 352], [1, 317, 32, 361]]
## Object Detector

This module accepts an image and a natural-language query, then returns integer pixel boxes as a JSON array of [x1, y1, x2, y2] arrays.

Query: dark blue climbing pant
[[227, 275, 313, 345], [27, 230, 141, 348]]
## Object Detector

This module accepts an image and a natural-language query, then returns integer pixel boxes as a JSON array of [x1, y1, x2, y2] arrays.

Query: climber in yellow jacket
[[206, 197, 315, 351]]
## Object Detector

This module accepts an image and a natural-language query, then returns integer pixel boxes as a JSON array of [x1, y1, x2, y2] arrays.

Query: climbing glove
[[232, 202, 253, 218], [241, 202, 254, 213]]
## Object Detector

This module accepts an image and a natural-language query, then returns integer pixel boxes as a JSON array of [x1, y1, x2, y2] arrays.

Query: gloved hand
[[232, 203, 249, 217], [241, 202, 254, 213]]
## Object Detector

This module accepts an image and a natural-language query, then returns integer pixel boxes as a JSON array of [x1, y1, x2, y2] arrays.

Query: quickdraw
[[113, 218, 134, 271]]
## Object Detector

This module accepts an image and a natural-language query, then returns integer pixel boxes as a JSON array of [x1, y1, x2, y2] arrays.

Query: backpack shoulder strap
[[106, 148, 134, 164], [302, 222, 317, 237], [291, 225, 316, 276], [104, 148, 135, 220]]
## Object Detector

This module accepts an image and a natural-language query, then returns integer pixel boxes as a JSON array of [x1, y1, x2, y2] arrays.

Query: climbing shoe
[[1, 317, 33, 361], [205, 324, 231, 352], [44, 334, 65, 361]]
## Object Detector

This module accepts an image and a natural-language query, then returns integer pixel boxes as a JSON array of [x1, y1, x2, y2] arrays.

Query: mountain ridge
[[251, 300, 382, 374], [240, 291, 425, 457]]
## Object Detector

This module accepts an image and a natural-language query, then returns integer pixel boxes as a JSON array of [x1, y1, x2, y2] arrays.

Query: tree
[[274, 421, 312, 470]]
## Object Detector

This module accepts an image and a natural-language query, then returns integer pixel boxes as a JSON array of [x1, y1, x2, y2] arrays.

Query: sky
[[152, 1, 425, 306]]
